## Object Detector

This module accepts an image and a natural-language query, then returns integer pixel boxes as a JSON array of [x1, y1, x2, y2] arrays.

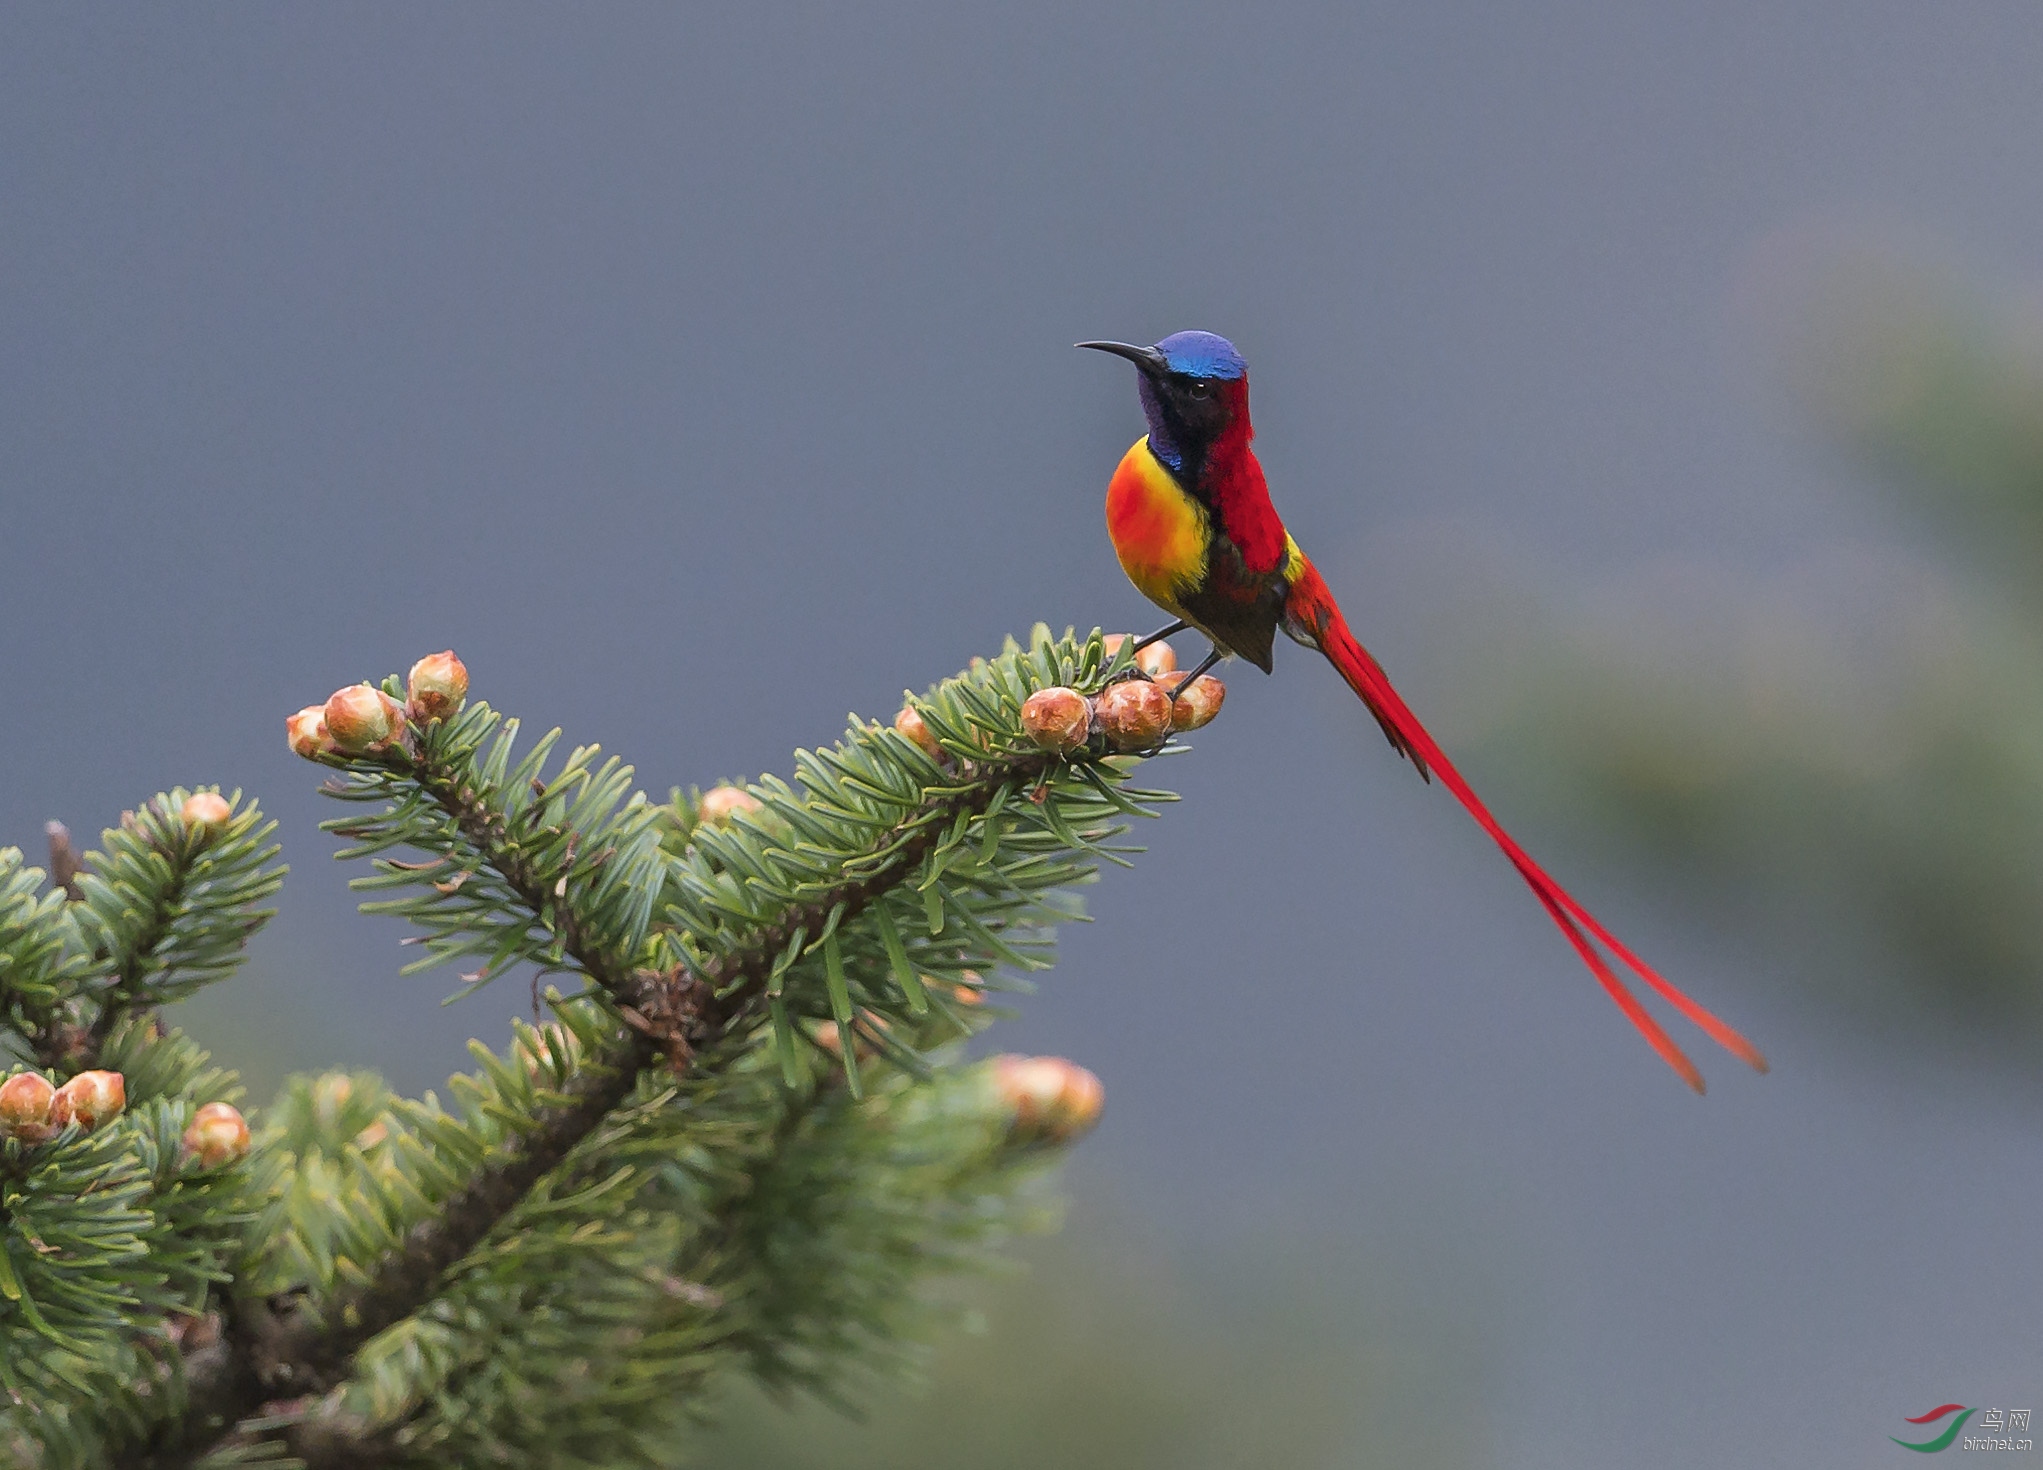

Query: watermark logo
[[1892, 1404, 2033, 1453], [1894, 1405, 1973, 1453]]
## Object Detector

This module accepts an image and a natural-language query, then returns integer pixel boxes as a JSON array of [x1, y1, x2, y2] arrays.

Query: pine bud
[[1094, 680, 1173, 751], [992, 1055, 1105, 1143], [1020, 686, 1091, 753], [517, 1022, 581, 1079], [1104, 634, 1177, 676], [167, 1311, 223, 1351], [182, 1102, 250, 1167], [323, 684, 405, 753], [1137, 643, 1178, 676], [180, 791, 233, 830], [698, 785, 763, 826], [894, 704, 944, 760], [0, 1072, 57, 1142], [814, 1011, 890, 1060], [51, 1070, 125, 1131], [1166, 673, 1226, 731], [312, 1072, 353, 1123], [406, 650, 469, 723], [286, 705, 335, 760]]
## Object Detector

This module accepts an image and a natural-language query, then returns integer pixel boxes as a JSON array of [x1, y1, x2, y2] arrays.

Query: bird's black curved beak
[[1076, 340, 1169, 377]]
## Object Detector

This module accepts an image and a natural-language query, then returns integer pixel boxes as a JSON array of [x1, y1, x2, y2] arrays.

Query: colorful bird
[[1079, 330, 1767, 1092]]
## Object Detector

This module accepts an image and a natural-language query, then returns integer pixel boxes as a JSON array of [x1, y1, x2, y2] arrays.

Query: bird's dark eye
[[1186, 380, 1212, 400]]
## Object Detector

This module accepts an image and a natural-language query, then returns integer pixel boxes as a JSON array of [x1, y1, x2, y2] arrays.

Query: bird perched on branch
[[1079, 330, 1767, 1092]]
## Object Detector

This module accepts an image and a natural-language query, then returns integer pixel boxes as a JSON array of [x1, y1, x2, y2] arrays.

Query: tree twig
[[45, 820, 85, 902]]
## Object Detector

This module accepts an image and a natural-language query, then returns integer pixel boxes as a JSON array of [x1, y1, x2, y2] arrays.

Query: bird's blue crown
[[1155, 330, 1246, 380]]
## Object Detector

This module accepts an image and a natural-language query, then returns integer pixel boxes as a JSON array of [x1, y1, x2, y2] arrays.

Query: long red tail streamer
[[1287, 560, 1768, 1093]]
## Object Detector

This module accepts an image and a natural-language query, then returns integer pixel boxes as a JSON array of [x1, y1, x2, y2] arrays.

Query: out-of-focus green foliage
[[697, 1228, 1476, 1470], [1454, 231, 2043, 1056], [1774, 237, 2043, 578]]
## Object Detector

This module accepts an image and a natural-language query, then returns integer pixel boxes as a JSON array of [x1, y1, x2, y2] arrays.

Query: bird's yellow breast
[[1104, 437, 1207, 614]]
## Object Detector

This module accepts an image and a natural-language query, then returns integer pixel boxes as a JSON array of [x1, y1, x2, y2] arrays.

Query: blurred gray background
[[4, 5, 2040, 1466]]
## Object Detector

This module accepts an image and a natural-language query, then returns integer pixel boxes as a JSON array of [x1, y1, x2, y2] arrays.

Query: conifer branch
[[140, 743, 1072, 1464], [117, 1028, 655, 1470], [72, 793, 284, 1070], [681, 747, 1063, 1023], [410, 754, 638, 990], [121, 724, 663, 1466], [79, 830, 191, 1062], [273, 1036, 659, 1384], [88, 633, 1182, 1468], [0, 851, 93, 1068]]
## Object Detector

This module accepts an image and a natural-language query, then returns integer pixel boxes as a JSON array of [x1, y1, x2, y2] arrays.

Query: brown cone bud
[[406, 650, 469, 723], [992, 1054, 1105, 1143], [312, 1072, 353, 1123], [815, 1011, 890, 1060], [894, 704, 943, 760], [287, 705, 335, 760], [181, 791, 233, 829], [182, 1102, 251, 1167], [1094, 680, 1173, 751], [698, 785, 763, 826], [51, 1070, 125, 1131], [1136, 642, 1178, 676], [1020, 686, 1091, 753], [0, 1072, 57, 1142], [1166, 673, 1226, 731], [1104, 634, 1177, 676], [324, 684, 404, 753]]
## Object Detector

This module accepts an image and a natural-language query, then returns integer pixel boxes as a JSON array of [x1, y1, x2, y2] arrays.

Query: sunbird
[[1079, 330, 1767, 1092]]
